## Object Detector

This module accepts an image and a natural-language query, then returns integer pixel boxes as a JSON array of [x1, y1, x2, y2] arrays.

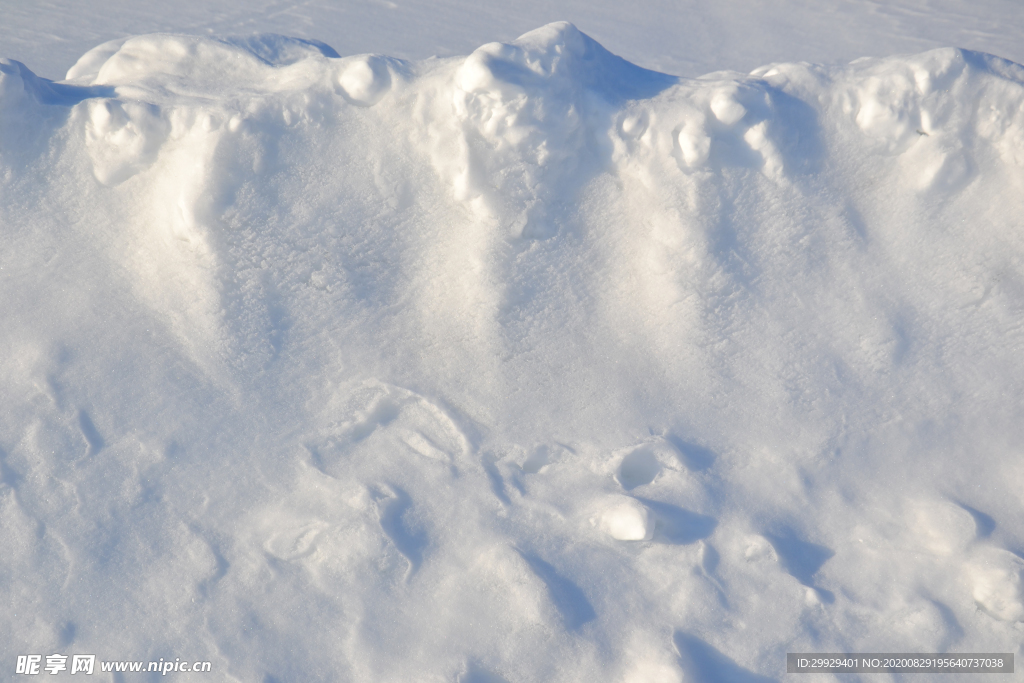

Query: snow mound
[[2, 23, 1024, 682]]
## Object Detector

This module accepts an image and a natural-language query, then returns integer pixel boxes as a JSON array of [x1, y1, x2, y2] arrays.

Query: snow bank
[[2, 23, 1024, 681]]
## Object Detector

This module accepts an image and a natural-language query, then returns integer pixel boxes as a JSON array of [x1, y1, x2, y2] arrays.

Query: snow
[[2, 10, 1024, 683], [5, 0, 1024, 83]]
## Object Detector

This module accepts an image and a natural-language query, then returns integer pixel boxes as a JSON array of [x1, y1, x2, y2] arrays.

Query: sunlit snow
[[2, 14, 1023, 683]]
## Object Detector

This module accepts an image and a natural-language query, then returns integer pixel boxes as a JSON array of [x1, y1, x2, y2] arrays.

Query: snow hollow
[[2, 22, 1024, 682]]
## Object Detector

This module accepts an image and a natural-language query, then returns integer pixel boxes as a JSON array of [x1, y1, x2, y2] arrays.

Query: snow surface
[[4, 0, 1024, 83], [2, 17, 1024, 683]]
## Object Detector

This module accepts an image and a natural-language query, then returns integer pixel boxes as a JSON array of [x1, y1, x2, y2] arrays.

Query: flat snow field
[[1, 2, 1023, 682]]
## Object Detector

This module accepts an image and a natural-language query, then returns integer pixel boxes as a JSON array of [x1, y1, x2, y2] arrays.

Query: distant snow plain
[[1, 2, 1023, 682]]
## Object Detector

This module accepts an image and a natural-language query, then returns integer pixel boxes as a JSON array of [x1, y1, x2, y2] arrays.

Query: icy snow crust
[[2, 22, 1024, 681]]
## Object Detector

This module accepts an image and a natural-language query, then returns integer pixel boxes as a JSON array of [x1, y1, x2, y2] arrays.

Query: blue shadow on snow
[[674, 631, 778, 683], [516, 550, 596, 630], [634, 497, 717, 544]]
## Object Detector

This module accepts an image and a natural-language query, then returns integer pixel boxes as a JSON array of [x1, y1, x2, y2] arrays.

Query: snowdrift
[[2, 22, 1023, 681]]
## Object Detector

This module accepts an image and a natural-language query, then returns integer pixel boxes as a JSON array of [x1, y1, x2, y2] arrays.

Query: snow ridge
[[2, 23, 1024, 682]]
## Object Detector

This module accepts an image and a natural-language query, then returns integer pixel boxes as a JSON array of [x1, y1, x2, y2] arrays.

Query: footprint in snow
[[614, 434, 713, 490], [616, 443, 664, 490], [521, 442, 573, 474], [308, 382, 471, 476], [264, 521, 327, 562], [373, 485, 428, 579]]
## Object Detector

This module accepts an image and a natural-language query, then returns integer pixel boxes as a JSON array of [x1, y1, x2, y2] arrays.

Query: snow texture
[[2, 21, 1024, 682]]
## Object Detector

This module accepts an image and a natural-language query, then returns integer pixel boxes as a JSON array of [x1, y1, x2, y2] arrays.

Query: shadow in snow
[[78, 410, 105, 456], [665, 435, 716, 472], [674, 632, 778, 683], [956, 502, 996, 539], [521, 444, 551, 474], [635, 497, 717, 544], [616, 447, 662, 490], [930, 598, 965, 648], [0, 60, 115, 105], [198, 545, 230, 597], [58, 621, 76, 647], [700, 541, 720, 574], [764, 530, 833, 585], [458, 660, 512, 683], [223, 34, 341, 64], [517, 550, 596, 630], [377, 486, 428, 578], [482, 452, 510, 505], [759, 84, 826, 176], [0, 447, 22, 489], [764, 528, 835, 602]]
